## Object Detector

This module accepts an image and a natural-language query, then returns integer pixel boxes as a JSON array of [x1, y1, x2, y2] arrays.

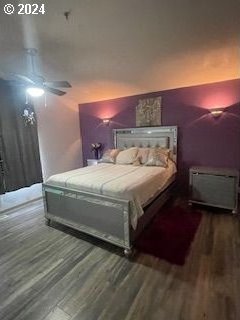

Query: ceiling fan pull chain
[[25, 91, 28, 104], [26, 48, 37, 74]]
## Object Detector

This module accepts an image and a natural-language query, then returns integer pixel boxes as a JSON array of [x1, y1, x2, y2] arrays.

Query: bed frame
[[43, 126, 178, 256]]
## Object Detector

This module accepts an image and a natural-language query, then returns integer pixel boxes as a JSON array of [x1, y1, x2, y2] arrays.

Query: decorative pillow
[[136, 148, 150, 164], [158, 147, 171, 158], [144, 148, 169, 167], [132, 156, 141, 166], [101, 149, 120, 163], [116, 147, 138, 164]]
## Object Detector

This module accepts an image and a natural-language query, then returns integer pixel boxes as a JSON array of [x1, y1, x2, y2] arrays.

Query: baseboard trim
[[0, 196, 43, 215]]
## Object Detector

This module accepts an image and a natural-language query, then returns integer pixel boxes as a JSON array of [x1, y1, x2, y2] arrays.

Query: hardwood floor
[[0, 199, 239, 320]]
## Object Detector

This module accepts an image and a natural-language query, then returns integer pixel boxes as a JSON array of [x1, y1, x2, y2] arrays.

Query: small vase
[[93, 149, 99, 160]]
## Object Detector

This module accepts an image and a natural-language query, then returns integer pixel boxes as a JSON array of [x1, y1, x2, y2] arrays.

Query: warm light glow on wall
[[76, 81, 139, 106], [200, 92, 236, 110], [97, 106, 119, 119], [146, 45, 239, 102]]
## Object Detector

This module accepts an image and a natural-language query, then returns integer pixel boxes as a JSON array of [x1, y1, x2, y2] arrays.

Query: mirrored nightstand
[[189, 166, 239, 214]]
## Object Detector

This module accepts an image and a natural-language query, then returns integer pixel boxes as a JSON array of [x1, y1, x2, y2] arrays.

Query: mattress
[[46, 161, 177, 229]]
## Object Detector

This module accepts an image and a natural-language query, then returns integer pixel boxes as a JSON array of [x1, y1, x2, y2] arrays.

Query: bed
[[43, 126, 178, 256]]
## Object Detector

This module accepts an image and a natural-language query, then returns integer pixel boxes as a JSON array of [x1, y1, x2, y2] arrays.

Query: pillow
[[116, 147, 138, 164], [144, 147, 169, 168], [101, 149, 120, 163], [136, 148, 150, 164], [132, 156, 141, 166], [158, 147, 171, 158]]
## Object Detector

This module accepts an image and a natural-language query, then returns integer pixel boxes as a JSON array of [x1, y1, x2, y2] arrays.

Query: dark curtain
[[0, 80, 43, 194], [0, 135, 5, 194]]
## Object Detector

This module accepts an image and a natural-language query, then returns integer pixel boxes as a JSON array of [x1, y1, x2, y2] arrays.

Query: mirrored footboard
[[42, 184, 131, 250]]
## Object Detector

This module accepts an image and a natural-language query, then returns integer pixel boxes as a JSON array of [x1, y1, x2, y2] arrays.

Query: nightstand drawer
[[191, 174, 236, 208]]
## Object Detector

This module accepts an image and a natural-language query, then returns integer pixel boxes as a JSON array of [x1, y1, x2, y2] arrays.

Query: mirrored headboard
[[113, 126, 178, 163]]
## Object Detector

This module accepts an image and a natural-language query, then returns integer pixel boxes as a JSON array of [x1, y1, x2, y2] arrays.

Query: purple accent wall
[[79, 79, 240, 189]]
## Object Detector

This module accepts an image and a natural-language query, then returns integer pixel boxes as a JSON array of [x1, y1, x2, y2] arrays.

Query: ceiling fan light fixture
[[26, 87, 45, 97]]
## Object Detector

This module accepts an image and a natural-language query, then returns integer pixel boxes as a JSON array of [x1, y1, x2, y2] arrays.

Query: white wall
[[35, 96, 82, 180]]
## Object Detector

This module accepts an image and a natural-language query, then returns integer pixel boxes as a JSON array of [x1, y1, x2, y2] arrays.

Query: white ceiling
[[0, 0, 239, 103]]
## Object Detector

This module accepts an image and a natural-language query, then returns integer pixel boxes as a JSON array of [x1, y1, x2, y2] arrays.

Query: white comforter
[[46, 162, 176, 229]]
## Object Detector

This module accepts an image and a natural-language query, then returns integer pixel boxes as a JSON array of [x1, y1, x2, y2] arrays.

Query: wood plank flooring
[[0, 199, 239, 320]]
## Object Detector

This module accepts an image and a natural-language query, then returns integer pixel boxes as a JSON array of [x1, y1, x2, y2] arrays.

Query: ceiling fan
[[9, 48, 72, 97]]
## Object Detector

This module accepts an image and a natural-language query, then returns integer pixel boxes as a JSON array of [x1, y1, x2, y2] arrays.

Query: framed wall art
[[136, 96, 162, 127]]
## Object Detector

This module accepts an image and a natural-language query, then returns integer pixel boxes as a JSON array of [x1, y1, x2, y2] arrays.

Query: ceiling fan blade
[[12, 73, 36, 85], [44, 86, 66, 96], [8, 80, 26, 86], [43, 81, 72, 88]]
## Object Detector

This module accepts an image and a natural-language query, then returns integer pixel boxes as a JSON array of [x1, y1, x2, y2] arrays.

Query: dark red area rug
[[135, 206, 202, 265]]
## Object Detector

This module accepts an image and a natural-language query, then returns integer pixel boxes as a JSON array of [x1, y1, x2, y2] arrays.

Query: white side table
[[87, 159, 101, 166]]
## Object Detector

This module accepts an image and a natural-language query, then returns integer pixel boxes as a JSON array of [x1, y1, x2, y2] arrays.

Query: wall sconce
[[102, 118, 111, 126], [210, 107, 224, 118]]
